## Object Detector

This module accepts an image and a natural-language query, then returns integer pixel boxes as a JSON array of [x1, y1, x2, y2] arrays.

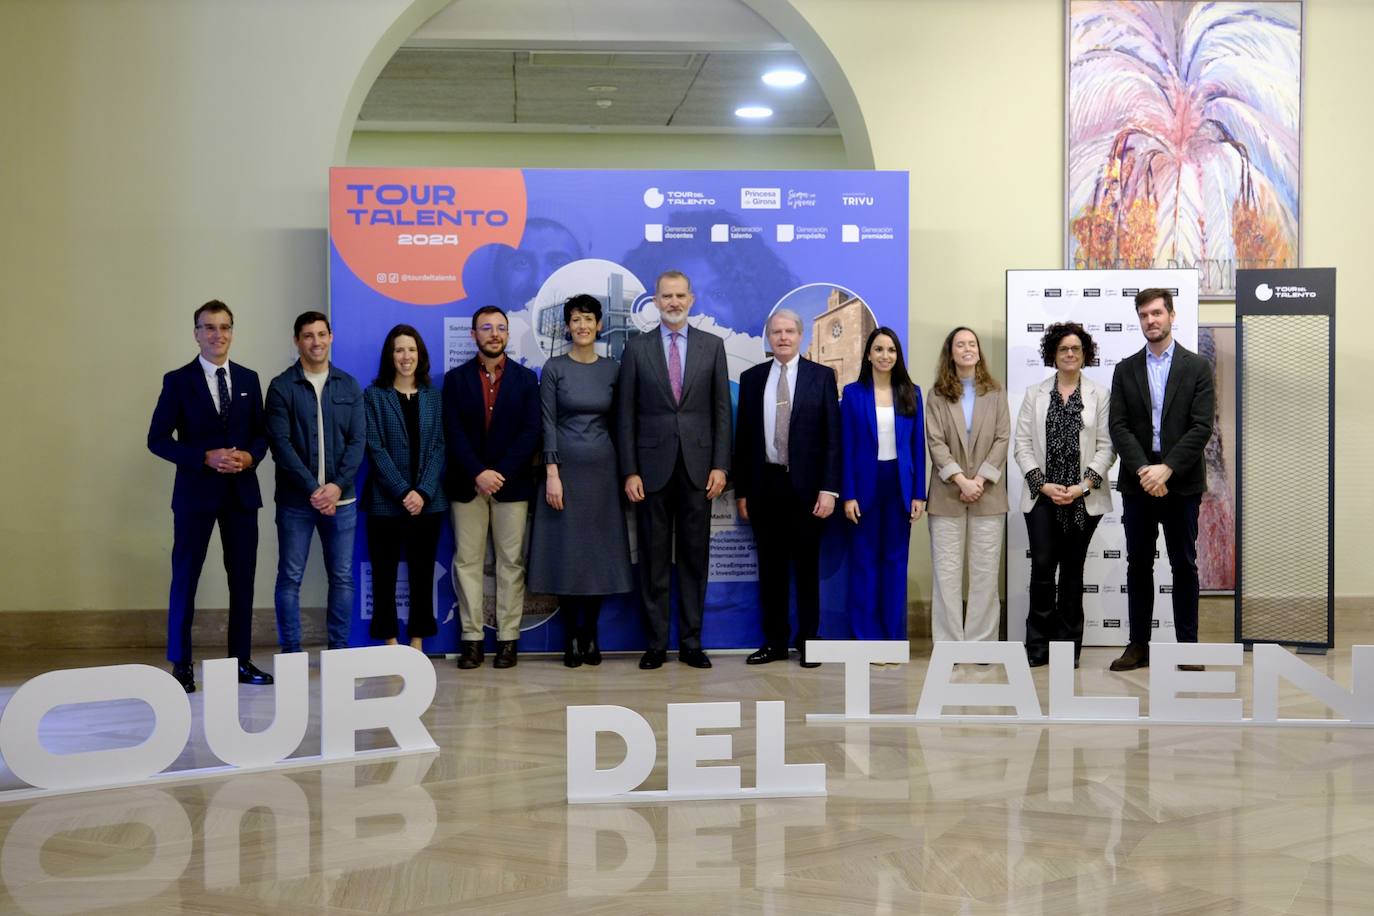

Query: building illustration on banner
[[803, 286, 877, 389]]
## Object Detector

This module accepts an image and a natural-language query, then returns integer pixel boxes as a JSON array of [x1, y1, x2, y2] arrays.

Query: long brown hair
[[931, 326, 1000, 401]]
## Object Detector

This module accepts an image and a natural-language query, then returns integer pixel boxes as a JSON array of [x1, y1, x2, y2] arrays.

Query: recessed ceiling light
[[735, 105, 773, 119], [586, 85, 618, 92], [762, 69, 806, 88]]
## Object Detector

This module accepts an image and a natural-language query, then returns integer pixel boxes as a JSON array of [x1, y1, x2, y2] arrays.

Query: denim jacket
[[265, 360, 366, 507]]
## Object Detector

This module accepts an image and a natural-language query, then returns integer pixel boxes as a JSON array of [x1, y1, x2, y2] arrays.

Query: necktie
[[216, 367, 230, 423], [774, 361, 791, 466], [668, 331, 683, 404]]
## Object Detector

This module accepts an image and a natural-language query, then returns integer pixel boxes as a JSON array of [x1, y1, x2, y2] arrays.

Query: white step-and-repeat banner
[[1005, 269, 1198, 646]]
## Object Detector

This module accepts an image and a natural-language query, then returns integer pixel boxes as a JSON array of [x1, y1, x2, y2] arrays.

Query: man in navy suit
[[442, 305, 540, 670], [734, 309, 841, 667], [148, 300, 274, 692], [617, 270, 733, 670]]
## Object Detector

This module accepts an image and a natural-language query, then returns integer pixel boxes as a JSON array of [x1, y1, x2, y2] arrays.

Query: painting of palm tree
[[1067, 1, 1301, 299]]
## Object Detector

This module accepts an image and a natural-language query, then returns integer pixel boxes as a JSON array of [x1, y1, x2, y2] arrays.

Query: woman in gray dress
[[528, 294, 634, 667]]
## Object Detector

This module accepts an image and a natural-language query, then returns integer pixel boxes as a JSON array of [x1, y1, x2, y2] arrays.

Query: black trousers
[[168, 500, 257, 664], [561, 595, 603, 639], [636, 452, 711, 651], [1023, 498, 1101, 658], [750, 464, 823, 651], [366, 512, 443, 640], [1122, 490, 1201, 644]]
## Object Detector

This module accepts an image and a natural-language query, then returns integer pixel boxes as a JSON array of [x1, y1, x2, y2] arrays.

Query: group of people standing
[[148, 277, 1210, 690]]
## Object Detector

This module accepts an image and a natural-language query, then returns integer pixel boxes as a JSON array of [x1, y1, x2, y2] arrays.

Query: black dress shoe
[[171, 662, 196, 694], [1027, 654, 1049, 668], [493, 640, 518, 669], [456, 640, 484, 669], [746, 647, 786, 665], [797, 643, 821, 668], [237, 659, 275, 685], [580, 636, 602, 667], [1178, 663, 1206, 672], [679, 648, 712, 669], [639, 649, 666, 669], [1109, 642, 1150, 672]]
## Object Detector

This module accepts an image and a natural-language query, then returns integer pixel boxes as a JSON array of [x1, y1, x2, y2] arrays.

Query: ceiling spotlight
[[595, 99, 613, 109], [762, 69, 806, 88], [735, 105, 773, 119], [586, 85, 618, 93]]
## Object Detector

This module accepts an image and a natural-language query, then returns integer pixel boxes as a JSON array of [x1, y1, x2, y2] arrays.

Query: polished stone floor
[[1, 638, 1373, 914]]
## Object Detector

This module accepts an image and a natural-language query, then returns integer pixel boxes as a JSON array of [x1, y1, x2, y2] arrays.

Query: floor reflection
[[0, 755, 436, 915]]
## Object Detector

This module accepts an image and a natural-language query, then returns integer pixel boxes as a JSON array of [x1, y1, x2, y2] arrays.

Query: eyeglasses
[[197, 323, 233, 333], [476, 324, 508, 334], [1057, 345, 1083, 354]]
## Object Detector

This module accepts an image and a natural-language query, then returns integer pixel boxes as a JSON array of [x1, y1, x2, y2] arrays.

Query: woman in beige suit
[[1012, 322, 1115, 667], [926, 327, 1010, 643]]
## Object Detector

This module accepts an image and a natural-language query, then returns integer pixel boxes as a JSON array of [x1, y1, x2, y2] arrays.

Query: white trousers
[[929, 513, 1005, 642]]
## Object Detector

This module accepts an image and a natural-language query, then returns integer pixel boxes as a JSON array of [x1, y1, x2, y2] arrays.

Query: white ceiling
[[356, 0, 838, 134]]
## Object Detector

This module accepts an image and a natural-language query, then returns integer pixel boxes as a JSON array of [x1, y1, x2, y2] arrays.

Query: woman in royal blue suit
[[841, 327, 927, 641]]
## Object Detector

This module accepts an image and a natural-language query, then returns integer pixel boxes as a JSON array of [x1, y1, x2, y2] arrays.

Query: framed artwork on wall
[[1066, 1, 1302, 299]]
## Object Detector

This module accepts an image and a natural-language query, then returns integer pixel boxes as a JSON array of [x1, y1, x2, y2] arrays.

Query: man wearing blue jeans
[[265, 311, 366, 652]]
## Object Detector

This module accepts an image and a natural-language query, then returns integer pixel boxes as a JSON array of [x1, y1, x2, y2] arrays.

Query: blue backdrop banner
[[329, 167, 910, 653]]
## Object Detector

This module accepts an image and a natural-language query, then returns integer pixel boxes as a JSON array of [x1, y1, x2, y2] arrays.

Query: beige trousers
[[450, 496, 528, 641], [929, 513, 1005, 643]]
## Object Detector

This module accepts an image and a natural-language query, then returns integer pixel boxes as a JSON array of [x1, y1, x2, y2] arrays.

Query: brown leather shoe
[[1109, 642, 1149, 671], [493, 640, 518, 669], [456, 640, 484, 669]]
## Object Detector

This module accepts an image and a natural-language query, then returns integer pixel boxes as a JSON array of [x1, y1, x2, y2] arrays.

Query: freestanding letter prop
[[754, 701, 825, 795], [666, 701, 742, 796], [0, 665, 191, 790], [1251, 643, 1374, 723], [916, 642, 1044, 720], [319, 646, 437, 758], [203, 653, 309, 767], [1149, 643, 1244, 722], [566, 705, 657, 802], [804, 640, 908, 719], [1048, 641, 1140, 720]]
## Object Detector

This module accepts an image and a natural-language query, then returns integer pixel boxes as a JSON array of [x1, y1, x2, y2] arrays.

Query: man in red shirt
[[442, 305, 541, 669]]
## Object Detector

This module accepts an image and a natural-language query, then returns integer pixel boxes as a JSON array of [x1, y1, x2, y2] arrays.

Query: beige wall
[[2, 0, 1370, 617], [349, 130, 847, 169]]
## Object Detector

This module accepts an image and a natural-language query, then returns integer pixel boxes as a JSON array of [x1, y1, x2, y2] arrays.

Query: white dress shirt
[[199, 354, 231, 412]]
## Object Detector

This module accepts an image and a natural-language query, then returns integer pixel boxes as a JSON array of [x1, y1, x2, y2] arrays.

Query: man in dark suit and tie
[[617, 270, 732, 670], [734, 308, 841, 668], [148, 299, 275, 692], [442, 305, 541, 670], [1107, 287, 1214, 672]]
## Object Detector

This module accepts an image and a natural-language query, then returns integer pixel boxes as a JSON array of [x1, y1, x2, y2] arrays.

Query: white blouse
[[875, 405, 897, 461]]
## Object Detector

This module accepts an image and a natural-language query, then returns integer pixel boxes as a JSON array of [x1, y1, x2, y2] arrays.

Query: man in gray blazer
[[617, 270, 732, 669], [1107, 287, 1214, 672]]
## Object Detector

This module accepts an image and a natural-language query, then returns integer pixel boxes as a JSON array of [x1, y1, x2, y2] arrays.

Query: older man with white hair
[[733, 308, 842, 668]]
